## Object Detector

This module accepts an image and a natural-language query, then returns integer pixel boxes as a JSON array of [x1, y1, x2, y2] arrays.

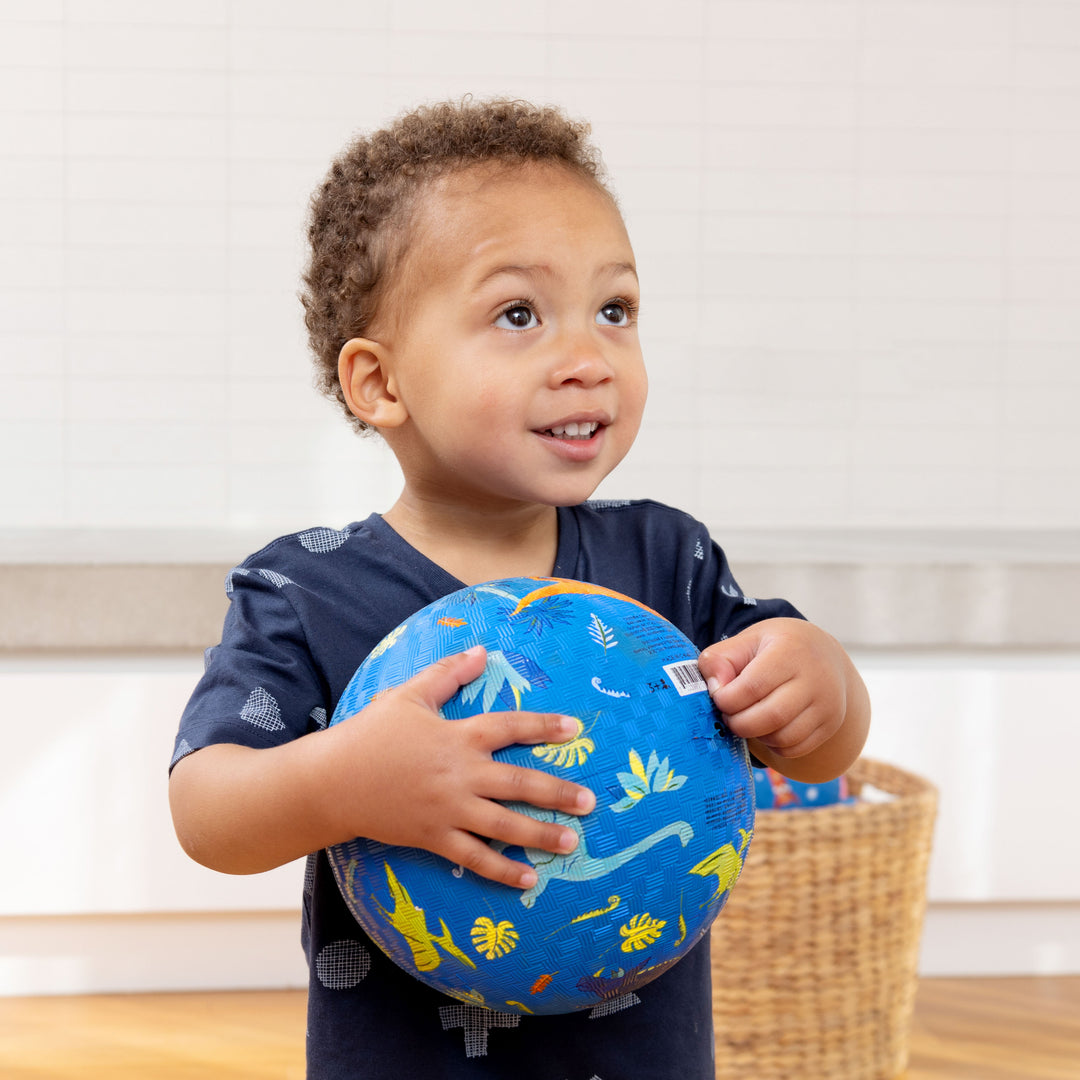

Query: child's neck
[[382, 494, 560, 586]]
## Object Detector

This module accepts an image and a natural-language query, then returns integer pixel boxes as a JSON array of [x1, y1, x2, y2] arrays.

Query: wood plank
[[0, 977, 1076, 1078], [0, 990, 306, 1080], [906, 976, 1080, 1080]]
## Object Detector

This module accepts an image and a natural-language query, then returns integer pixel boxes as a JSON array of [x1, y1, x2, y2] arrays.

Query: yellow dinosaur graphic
[[373, 862, 476, 973], [688, 828, 753, 902]]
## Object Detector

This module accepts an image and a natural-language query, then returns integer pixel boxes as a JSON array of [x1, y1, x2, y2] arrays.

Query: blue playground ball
[[326, 578, 755, 1015]]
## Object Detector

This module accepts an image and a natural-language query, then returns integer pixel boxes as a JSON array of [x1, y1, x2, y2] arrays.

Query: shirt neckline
[[363, 507, 581, 588]]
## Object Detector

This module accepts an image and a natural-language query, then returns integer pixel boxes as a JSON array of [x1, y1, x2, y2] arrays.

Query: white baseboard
[[919, 902, 1080, 977], [0, 911, 308, 997], [2, 902, 1078, 997]]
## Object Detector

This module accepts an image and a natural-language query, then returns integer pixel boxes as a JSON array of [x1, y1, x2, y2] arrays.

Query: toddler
[[170, 98, 869, 1079]]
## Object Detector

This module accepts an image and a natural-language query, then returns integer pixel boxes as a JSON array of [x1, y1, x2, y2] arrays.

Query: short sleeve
[[170, 565, 329, 770], [683, 529, 803, 650]]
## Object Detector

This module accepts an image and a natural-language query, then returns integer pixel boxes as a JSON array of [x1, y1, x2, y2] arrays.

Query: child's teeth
[[549, 422, 596, 439]]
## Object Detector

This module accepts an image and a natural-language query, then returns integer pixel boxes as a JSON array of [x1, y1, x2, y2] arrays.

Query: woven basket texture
[[711, 757, 938, 1080]]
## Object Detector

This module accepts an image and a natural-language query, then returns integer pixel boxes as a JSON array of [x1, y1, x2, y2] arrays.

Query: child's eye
[[495, 304, 538, 330], [596, 300, 635, 327]]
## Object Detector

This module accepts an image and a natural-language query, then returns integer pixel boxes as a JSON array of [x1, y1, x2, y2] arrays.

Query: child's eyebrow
[[474, 261, 638, 291]]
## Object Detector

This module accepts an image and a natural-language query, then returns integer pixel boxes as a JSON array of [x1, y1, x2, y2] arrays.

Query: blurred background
[[1, 0, 1077, 997]]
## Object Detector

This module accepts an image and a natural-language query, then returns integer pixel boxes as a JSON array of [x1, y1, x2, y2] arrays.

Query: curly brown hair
[[300, 97, 612, 433]]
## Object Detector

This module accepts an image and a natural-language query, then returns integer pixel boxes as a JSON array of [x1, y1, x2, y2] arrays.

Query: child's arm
[[169, 645, 596, 890], [698, 618, 870, 783]]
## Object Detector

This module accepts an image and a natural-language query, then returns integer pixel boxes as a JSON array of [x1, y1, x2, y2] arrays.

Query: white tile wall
[[1, 0, 1079, 536]]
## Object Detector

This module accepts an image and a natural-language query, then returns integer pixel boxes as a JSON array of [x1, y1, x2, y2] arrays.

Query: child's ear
[[338, 338, 408, 429]]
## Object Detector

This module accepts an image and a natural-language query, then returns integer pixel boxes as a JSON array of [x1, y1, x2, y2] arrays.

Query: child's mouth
[[544, 421, 600, 440]]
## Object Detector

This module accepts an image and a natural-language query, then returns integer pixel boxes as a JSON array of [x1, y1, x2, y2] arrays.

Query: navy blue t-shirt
[[174, 500, 801, 1079]]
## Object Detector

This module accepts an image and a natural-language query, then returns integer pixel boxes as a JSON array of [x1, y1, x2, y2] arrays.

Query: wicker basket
[[711, 758, 938, 1080]]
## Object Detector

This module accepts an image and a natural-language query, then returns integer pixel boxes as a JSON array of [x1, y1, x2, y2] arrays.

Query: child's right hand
[[325, 644, 596, 890]]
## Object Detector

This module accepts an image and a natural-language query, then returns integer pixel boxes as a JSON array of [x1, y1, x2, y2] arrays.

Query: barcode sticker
[[663, 660, 708, 696]]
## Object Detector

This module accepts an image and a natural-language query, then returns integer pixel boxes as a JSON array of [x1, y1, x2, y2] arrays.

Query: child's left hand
[[698, 618, 869, 783]]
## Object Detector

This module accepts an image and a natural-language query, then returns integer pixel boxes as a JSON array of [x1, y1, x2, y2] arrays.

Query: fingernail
[[464, 645, 485, 659], [557, 828, 578, 853], [557, 715, 579, 736], [519, 867, 538, 888], [707, 676, 721, 700], [575, 788, 595, 813]]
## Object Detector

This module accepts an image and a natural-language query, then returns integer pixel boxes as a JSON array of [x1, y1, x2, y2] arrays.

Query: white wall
[[1, 0, 1079, 535]]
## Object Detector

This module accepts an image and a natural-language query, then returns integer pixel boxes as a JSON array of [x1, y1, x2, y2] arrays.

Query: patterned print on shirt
[[257, 568, 295, 588], [316, 940, 372, 989], [240, 686, 285, 731], [169, 738, 194, 768], [439, 1004, 520, 1058], [588, 992, 641, 1019], [298, 527, 352, 553], [224, 567, 250, 596]]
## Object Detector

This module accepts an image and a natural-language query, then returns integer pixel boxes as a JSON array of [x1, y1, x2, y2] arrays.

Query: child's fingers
[[407, 645, 490, 709], [698, 633, 759, 693], [433, 787, 593, 890], [709, 662, 792, 721], [700, 628, 777, 714], [481, 799, 582, 857], [401, 652, 584, 752], [462, 716, 597, 817], [478, 759, 596, 817], [720, 679, 804, 741], [469, 710, 583, 752], [760, 723, 833, 760], [733, 695, 841, 760], [438, 831, 542, 891], [700, 619, 811, 717], [412, 655, 583, 750], [455, 794, 586, 874]]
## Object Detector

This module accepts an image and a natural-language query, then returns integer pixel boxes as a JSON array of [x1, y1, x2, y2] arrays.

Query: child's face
[[370, 163, 647, 512]]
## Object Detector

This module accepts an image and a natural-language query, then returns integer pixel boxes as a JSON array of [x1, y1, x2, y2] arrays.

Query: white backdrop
[[1, 0, 1079, 536]]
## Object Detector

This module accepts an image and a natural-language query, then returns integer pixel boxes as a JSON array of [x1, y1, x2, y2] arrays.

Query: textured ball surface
[[326, 577, 755, 1015]]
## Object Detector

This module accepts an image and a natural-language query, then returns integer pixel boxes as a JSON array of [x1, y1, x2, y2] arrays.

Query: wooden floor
[[0, 977, 1077, 1078]]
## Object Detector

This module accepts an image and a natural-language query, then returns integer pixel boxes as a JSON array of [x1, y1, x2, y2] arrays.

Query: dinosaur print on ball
[[325, 577, 755, 1015]]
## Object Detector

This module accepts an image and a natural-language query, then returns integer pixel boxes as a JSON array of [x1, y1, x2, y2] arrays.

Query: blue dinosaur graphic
[[492, 803, 694, 908]]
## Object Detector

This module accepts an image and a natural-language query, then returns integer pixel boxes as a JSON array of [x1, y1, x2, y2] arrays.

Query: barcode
[[663, 660, 707, 696]]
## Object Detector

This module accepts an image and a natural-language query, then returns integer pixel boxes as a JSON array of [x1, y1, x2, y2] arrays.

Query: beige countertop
[[1, 528, 1077, 652]]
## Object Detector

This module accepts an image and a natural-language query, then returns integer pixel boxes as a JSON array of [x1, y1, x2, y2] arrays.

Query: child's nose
[[548, 330, 615, 388]]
